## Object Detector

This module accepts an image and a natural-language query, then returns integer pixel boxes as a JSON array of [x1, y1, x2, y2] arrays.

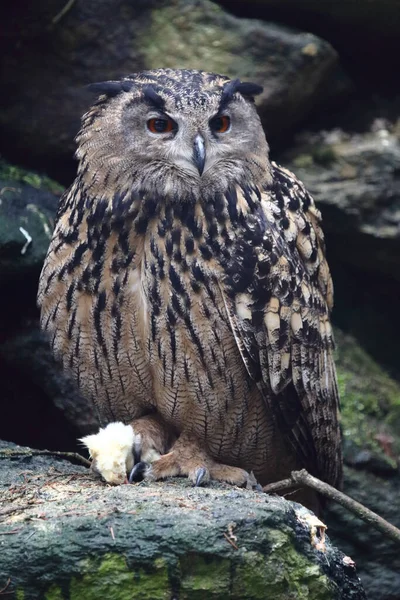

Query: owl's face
[[77, 69, 271, 201]]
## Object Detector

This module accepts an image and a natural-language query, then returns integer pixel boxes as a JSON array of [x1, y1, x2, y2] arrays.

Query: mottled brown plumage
[[38, 69, 342, 504]]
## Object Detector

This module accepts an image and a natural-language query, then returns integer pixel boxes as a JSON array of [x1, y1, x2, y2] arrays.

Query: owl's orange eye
[[209, 115, 231, 133], [147, 117, 176, 134]]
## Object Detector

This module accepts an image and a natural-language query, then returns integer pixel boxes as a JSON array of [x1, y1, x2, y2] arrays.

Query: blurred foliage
[[0, 160, 64, 195], [335, 328, 400, 466]]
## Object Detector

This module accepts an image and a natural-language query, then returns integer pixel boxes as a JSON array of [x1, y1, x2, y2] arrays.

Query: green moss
[[69, 554, 170, 600], [179, 554, 231, 599], [0, 160, 64, 194], [14, 536, 339, 599], [335, 329, 400, 459], [141, 3, 236, 74], [178, 530, 333, 599], [311, 145, 337, 165], [233, 530, 333, 600], [45, 585, 65, 600], [16, 591, 25, 600], [292, 154, 314, 168]]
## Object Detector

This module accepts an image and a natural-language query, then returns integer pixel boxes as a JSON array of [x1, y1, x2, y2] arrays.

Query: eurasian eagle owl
[[38, 69, 342, 506]]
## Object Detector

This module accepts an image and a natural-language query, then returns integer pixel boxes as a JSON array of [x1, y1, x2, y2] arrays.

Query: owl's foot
[[145, 435, 257, 488], [81, 414, 176, 486], [128, 413, 176, 465]]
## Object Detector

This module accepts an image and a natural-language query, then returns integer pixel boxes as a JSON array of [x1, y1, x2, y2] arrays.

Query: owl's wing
[[220, 163, 342, 487]]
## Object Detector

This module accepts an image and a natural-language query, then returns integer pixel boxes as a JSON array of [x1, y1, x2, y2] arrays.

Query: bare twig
[[0, 449, 90, 468], [262, 477, 294, 495], [263, 469, 400, 546], [0, 504, 35, 518], [223, 531, 238, 550]]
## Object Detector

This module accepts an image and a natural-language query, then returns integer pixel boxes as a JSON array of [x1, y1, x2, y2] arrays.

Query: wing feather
[[221, 163, 342, 487]]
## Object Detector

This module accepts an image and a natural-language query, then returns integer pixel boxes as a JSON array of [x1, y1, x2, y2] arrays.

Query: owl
[[38, 69, 342, 507]]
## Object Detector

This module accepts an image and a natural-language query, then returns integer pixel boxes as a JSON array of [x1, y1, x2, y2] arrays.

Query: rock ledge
[[0, 441, 366, 599]]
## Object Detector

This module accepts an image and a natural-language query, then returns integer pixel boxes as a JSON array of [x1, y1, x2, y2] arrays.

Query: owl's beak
[[193, 134, 206, 176]]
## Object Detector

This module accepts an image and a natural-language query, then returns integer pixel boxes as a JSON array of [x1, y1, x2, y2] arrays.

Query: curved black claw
[[132, 439, 141, 465], [194, 467, 208, 487], [128, 461, 149, 483], [246, 471, 262, 491]]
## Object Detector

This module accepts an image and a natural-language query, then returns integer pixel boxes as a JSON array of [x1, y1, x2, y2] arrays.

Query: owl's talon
[[245, 471, 261, 491], [133, 440, 142, 464], [129, 461, 149, 483], [194, 467, 209, 487]]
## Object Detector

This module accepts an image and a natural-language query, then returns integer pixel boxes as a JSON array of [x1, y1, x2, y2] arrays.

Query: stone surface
[[0, 440, 366, 600], [0, 162, 62, 282], [281, 125, 400, 281], [0, 0, 348, 182], [0, 162, 64, 346]]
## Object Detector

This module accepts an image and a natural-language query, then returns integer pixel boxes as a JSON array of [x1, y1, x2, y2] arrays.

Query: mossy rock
[[0, 160, 63, 279], [0, 441, 366, 600], [0, 161, 64, 195], [335, 328, 400, 472]]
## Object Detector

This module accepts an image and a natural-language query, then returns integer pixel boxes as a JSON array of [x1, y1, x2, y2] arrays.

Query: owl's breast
[[131, 221, 253, 440]]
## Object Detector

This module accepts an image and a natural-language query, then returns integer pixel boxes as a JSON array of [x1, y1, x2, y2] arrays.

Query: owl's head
[[77, 69, 270, 201]]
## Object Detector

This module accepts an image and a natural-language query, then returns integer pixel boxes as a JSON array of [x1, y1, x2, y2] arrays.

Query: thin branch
[[223, 532, 239, 550], [263, 468, 400, 546], [0, 504, 34, 518], [0, 449, 90, 468], [262, 477, 294, 494]]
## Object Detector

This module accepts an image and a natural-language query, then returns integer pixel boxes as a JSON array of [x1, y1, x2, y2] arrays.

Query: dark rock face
[[0, 166, 61, 341], [326, 467, 400, 600], [0, 441, 366, 600], [0, 172, 59, 282], [218, 0, 400, 90], [281, 127, 400, 281], [0, 0, 348, 182], [0, 165, 98, 450], [0, 322, 99, 450]]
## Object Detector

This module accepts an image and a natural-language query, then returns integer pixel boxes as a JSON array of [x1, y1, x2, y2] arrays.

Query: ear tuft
[[143, 84, 165, 111], [86, 80, 134, 97], [219, 79, 263, 111], [236, 82, 263, 98]]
